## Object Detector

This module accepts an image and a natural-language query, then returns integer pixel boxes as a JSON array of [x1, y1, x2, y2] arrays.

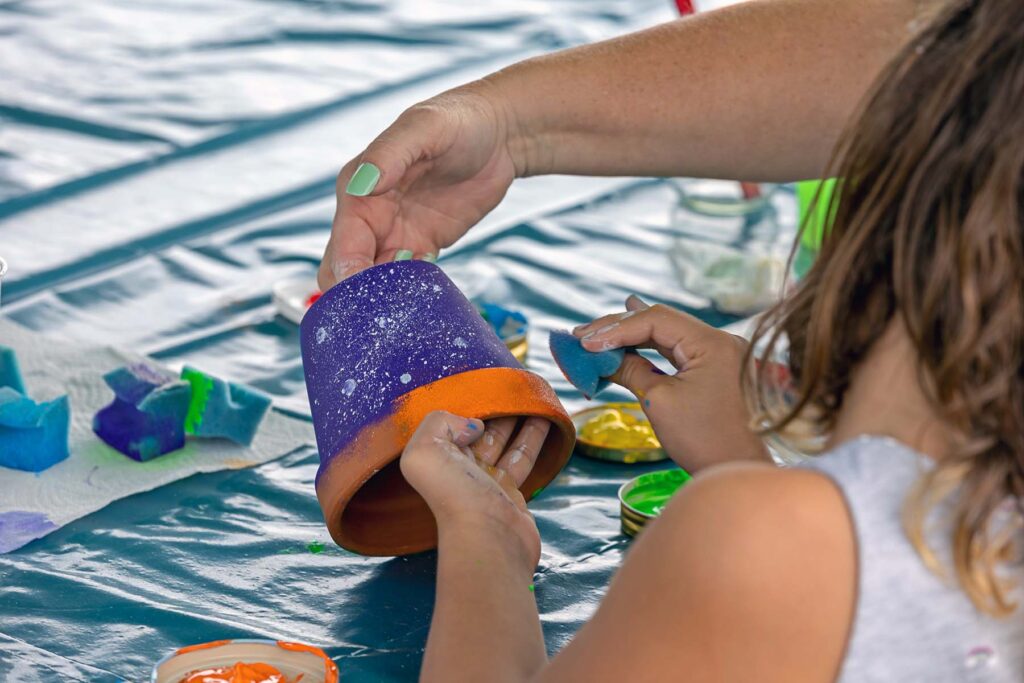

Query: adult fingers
[[496, 417, 551, 487], [345, 105, 449, 199], [321, 106, 449, 286], [318, 218, 376, 290]]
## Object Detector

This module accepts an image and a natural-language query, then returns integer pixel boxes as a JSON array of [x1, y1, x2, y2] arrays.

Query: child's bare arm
[[540, 463, 856, 682]]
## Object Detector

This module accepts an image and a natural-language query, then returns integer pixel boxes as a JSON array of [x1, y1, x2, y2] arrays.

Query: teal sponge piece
[[0, 346, 26, 395], [181, 366, 272, 446], [0, 387, 70, 472], [548, 330, 625, 399]]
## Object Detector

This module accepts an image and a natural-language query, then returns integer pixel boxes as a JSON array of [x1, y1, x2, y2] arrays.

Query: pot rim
[[315, 366, 576, 556]]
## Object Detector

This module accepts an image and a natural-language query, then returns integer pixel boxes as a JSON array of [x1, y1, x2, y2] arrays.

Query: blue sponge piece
[[93, 363, 192, 461], [549, 330, 625, 399], [0, 346, 26, 395], [181, 366, 272, 446], [0, 387, 70, 472]]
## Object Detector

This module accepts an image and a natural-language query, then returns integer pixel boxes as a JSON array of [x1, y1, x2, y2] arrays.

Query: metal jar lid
[[618, 468, 692, 538]]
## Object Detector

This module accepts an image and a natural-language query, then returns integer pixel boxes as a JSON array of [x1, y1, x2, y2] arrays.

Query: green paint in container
[[795, 178, 837, 278], [618, 468, 692, 538]]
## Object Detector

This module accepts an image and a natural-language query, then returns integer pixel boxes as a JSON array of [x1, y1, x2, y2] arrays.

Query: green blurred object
[[794, 178, 837, 278]]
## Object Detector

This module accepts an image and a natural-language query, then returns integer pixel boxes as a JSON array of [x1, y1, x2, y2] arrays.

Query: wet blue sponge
[[0, 346, 26, 395], [549, 330, 625, 399], [0, 387, 70, 472], [181, 366, 272, 446], [93, 363, 192, 461]]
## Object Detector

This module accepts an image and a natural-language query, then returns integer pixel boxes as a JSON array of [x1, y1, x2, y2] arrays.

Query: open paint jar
[[151, 639, 338, 683], [477, 301, 529, 365], [618, 468, 691, 537], [572, 403, 667, 464], [0, 256, 7, 307]]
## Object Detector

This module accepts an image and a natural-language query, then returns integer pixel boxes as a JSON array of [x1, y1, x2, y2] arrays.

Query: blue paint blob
[[0, 510, 58, 553]]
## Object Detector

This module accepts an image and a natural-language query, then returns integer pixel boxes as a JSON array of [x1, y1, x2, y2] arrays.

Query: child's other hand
[[574, 296, 769, 471], [400, 411, 549, 567]]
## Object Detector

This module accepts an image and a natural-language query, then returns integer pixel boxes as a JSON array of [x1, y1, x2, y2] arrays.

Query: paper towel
[[0, 319, 314, 553]]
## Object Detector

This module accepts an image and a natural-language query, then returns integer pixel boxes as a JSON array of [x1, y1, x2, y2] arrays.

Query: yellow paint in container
[[571, 402, 668, 463]]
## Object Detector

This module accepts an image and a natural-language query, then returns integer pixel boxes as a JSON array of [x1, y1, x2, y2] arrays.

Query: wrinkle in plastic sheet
[[0, 1, 780, 681]]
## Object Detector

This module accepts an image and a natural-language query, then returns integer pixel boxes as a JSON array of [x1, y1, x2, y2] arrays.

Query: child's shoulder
[[623, 461, 857, 678]]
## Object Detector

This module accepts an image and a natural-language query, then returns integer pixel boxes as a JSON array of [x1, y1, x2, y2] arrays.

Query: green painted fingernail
[[421, 252, 438, 263], [346, 162, 380, 196], [394, 249, 413, 261]]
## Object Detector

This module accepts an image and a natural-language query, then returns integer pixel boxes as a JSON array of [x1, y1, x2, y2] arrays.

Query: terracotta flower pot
[[300, 261, 575, 556]]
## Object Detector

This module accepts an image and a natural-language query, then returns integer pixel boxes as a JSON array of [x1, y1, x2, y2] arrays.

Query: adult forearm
[[490, 0, 924, 181], [420, 521, 546, 683]]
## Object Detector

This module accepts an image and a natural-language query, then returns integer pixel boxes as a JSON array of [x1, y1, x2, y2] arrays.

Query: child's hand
[[574, 296, 769, 471], [400, 411, 550, 567]]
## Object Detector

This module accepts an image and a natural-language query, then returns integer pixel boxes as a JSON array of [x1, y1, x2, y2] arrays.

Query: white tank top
[[797, 436, 1024, 682]]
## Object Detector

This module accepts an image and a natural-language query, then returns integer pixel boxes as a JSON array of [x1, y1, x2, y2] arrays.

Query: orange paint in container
[[152, 639, 338, 683], [180, 661, 296, 683]]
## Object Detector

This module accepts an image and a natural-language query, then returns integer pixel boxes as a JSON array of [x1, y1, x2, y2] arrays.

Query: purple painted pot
[[300, 261, 575, 556]]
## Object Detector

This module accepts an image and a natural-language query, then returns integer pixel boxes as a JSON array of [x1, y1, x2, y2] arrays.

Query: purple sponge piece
[[0, 387, 70, 472], [92, 363, 192, 461], [548, 330, 625, 399]]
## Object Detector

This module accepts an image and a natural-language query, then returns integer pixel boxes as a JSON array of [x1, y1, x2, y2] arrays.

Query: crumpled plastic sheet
[[0, 1, 797, 680]]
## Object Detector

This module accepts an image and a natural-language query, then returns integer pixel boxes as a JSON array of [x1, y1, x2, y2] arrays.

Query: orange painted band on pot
[[315, 366, 576, 556]]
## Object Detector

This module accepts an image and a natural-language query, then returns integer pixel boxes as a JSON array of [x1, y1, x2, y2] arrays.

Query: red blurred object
[[674, 0, 695, 15], [739, 182, 763, 200], [305, 291, 322, 308]]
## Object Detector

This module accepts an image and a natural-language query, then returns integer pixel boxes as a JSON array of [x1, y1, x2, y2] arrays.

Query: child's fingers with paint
[[574, 298, 770, 472], [401, 411, 542, 560]]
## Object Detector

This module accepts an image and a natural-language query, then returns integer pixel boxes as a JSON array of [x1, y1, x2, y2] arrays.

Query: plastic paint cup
[[151, 639, 338, 683], [672, 179, 779, 218], [618, 468, 692, 537]]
